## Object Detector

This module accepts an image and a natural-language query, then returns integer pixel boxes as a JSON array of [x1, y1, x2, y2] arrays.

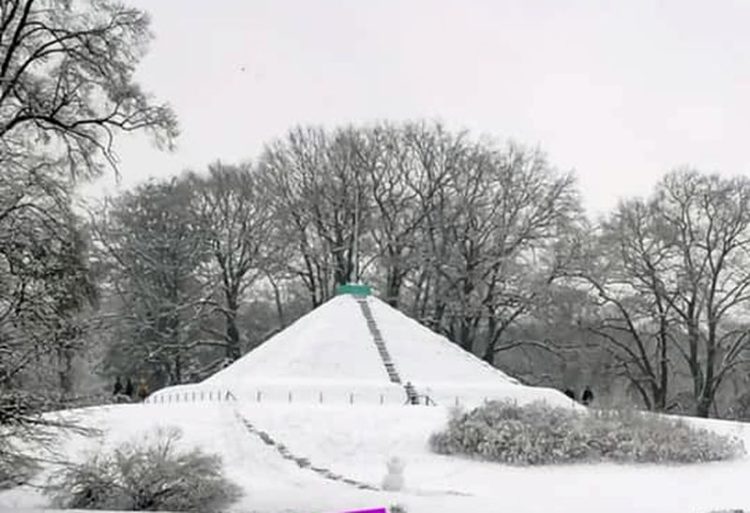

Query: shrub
[[0, 439, 38, 490], [46, 426, 242, 512], [429, 400, 745, 465]]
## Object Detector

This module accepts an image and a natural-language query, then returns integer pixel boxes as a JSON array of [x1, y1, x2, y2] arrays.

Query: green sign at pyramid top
[[335, 283, 372, 296]]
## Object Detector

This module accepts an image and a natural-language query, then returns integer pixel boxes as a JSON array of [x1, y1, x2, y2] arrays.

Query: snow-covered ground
[[2, 401, 749, 513], [5, 292, 750, 512]]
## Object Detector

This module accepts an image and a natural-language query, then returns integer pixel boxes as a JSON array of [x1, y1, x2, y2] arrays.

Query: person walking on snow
[[136, 378, 149, 402], [124, 377, 134, 398], [113, 376, 123, 396], [404, 381, 419, 405], [581, 386, 594, 406]]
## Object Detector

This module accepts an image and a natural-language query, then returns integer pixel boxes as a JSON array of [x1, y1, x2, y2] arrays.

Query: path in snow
[[234, 409, 379, 491]]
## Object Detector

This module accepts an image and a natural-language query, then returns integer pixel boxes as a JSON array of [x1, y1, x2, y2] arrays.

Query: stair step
[[358, 301, 403, 387]]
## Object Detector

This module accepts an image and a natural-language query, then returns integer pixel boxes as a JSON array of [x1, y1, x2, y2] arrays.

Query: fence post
[[380, 394, 384, 405], [349, 392, 354, 405], [288, 391, 292, 403], [257, 390, 262, 403], [319, 391, 323, 404], [217, 390, 222, 402], [455, 397, 459, 407]]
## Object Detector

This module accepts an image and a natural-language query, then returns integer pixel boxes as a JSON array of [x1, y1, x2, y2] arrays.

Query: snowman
[[382, 456, 406, 491]]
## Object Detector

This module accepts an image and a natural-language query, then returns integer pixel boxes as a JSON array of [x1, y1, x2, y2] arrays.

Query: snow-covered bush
[[0, 438, 38, 490], [430, 400, 745, 465], [46, 426, 242, 511]]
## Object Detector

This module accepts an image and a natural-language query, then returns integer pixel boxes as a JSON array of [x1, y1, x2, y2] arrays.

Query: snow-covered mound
[[152, 293, 569, 408]]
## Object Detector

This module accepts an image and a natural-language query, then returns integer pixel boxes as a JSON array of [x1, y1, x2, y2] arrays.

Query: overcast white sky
[[81, 0, 750, 216]]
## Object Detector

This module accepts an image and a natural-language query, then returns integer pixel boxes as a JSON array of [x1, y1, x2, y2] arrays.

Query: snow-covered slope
[[159, 293, 572, 408], [367, 296, 517, 386], [204, 295, 390, 386]]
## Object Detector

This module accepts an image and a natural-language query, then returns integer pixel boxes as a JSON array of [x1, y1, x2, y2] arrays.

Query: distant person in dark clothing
[[113, 376, 123, 396], [581, 386, 594, 406], [136, 378, 149, 402], [404, 381, 419, 405], [124, 377, 134, 398], [564, 388, 576, 400]]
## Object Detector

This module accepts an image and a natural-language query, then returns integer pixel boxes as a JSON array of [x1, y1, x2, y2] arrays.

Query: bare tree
[[93, 179, 211, 386], [576, 170, 750, 416], [654, 170, 750, 417], [0, 0, 177, 177], [0, 166, 96, 486], [414, 142, 580, 357], [356, 122, 454, 307], [188, 163, 275, 361], [0, 0, 176, 482], [260, 126, 367, 307], [574, 200, 675, 411]]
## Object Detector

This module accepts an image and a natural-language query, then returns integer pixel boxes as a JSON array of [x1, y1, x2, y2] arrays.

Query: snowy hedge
[[429, 400, 745, 465], [46, 426, 242, 512], [0, 438, 37, 490]]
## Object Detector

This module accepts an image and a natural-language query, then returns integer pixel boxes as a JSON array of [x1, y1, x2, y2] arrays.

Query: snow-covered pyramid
[[150, 289, 571, 407]]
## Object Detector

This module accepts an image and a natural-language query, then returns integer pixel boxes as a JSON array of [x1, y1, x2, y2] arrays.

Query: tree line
[[87, 124, 750, 420], [2, 1, 750, 443]]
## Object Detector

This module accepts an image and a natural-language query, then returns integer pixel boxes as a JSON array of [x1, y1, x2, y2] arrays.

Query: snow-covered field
[[4, 293, 750, 512], [2, 400, 749, 513]]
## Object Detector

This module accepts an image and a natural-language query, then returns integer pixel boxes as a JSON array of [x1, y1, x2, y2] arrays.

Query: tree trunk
[[268, 274, 287, 330], [58, 347, 74, 398], [698, 320, 719, 418], [225, 308, 241, 361], [385, 266, 402, 307], [224, 284, 242, 360], [458, 318, 473, 352], [696, 396, 711, 418], [481, 316, 498, 364], [174, 353, 182, 385]]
